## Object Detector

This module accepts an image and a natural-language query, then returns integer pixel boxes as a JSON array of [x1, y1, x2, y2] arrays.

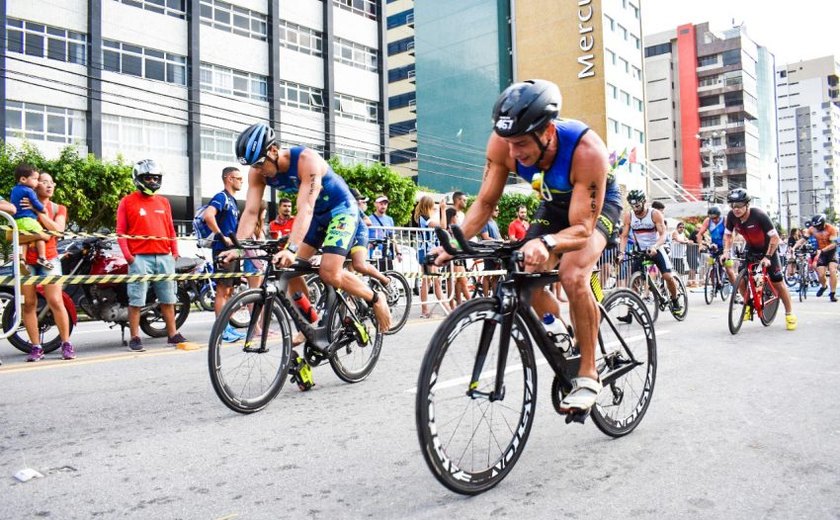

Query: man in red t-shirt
[[116, 160, 188, 352], [268, 197, 295, 239], [507, 205, 530, 241]]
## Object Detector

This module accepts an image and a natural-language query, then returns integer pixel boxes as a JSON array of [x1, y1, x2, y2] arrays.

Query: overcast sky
[[641, 0, 840, 66]]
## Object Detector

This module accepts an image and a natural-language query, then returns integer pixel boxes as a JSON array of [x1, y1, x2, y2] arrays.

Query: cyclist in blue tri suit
[[695, 205, 736, 286], [220, 123, 391, 332], [433, 79, 623, 414]]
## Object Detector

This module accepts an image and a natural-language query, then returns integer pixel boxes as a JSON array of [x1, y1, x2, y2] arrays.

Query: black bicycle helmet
[[803, 219, 812, 228], [626, 189, 646, 205], [708, 206, 721, 217], [727, 188, 751, 204], [235, 123, 276, 166], [492, 79, 561, 138], [132, 159, 163, 195], [812, 214, 826, 229]]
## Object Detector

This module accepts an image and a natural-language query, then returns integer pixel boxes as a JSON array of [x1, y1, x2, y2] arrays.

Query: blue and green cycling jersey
[[265, 146, 356, 217]]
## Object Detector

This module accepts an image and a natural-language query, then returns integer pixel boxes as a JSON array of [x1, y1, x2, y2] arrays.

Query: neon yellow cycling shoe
[[785, 313, 797, 331], [743, 306, 752, 321]]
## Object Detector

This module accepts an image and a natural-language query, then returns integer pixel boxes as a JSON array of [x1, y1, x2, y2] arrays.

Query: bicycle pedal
[[563, 409, 591, 424]]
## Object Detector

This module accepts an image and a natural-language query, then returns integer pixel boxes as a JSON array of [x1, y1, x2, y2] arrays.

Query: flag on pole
[[629, 147, 637, 164]]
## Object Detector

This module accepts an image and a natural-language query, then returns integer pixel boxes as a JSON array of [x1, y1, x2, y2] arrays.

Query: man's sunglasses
[[730, 203, 747, 209]]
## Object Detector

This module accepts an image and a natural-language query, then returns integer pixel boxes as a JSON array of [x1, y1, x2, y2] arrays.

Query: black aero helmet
[[492, 79, 561, 138], [812, 214, 826, 229], [132, 159, 163, 195], [727, 188, 751, 204], [804, 219, 812, 228], [708, 206, 721, 217], [235, 123, 276, 166], [626, 189, 646, 205]]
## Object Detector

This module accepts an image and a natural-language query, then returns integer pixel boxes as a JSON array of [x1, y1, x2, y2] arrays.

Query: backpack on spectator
[[193, 204, 215, 248]]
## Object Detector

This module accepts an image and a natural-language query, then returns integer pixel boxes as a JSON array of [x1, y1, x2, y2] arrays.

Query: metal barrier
[[0, 211, 23, 340]]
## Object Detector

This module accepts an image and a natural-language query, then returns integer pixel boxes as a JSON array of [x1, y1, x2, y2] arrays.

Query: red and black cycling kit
[[725, 207, 783, 282]]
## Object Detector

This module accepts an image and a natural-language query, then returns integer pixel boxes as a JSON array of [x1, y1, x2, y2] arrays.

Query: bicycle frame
[[740, 262, 779, 319]]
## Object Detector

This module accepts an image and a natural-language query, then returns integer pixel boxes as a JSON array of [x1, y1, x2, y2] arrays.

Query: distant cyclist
[[618, 190, 682, 313], [720, 188, 796, 330], [695, 205, 736, 286], [806, 214, 838, 301]]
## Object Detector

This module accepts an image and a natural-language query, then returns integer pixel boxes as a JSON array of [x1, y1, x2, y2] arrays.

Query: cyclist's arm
[[766, 231, 780, 257], [285, 150, 324, 249], [652, 209, 667, 250], [695, 218, 709, 246], [618, 211, 631, 254], [547, 132, 609, 253], [458, 135, 509, 240], [237, 169, 267, 241], [824, 227, 838, 252]]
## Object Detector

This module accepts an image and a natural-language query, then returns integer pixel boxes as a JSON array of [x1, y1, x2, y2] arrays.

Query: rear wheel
[[2, 294, 74, 354], [728, 273, 749, 335], [590, 289, 657, 437], [669, 276, 688, 321], [759, 279, 780, 326], [799, 265, 808, 302], [382, 271, 411, 334], [328, 295, 383, 383]]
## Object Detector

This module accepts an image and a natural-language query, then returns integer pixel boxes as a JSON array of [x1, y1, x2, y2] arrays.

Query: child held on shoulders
[[10, 164, 52, 270]]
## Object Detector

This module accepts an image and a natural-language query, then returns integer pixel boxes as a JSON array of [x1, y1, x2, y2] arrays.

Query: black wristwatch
[[539, 234, 557, 252]]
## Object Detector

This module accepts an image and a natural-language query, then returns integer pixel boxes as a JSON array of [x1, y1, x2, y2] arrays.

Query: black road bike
[[704, 248, 732, 305], [415, 227, 657, 495], [208, 237, 383, 414], [626, 250, 688, 322]]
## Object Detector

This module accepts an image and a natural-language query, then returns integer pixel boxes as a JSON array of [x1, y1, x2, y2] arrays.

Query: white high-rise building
[[2, 0, 386, 221], [776, 56, 840, 228]]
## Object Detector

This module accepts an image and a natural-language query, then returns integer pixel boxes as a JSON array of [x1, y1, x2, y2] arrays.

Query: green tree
[[0, 140, 134, 232], [328, 158, 417, 226]]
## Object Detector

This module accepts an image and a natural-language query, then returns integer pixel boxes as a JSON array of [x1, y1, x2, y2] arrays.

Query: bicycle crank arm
[[599, 360, 643, 386]]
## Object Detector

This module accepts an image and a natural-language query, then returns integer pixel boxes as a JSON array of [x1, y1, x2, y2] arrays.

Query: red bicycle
[[728, 259, 780, 335]]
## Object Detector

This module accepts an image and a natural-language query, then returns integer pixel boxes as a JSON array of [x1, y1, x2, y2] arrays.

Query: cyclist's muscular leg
[[319, 252, 391, 331], [557, 233, 607, 382], [662, 272, 678, 299], [350, 248, 389, 286]]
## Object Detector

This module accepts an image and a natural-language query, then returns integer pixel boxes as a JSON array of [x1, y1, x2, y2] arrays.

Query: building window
[[644, 42, 671, 58], [334, 38, 377, 72], [278, 80, 325, 112], [334, 0, 378, 21], [389, 91, 416, 110], [629, 3, 639, 19], [102, 114, 187, 157], [606, 49, 615, 65], [389, 120, 416, 136], [621, 91, 630, 105], [199, 0, 267, 41], [102, 40, 186, 85], [6, 100, 86, 144], [722, 49, 741, 67], [335, 93, 378, 123], [633, 97, 643, 111], [619, 57, 629, 73], [200, 127, 237, 161], [699, 95, 719, 107], [632, 35, 640, 49], [635, 130, 645, 143], [699, 75, 720, 87], [390, 147, 416, 165], [387, 36, 413, 56], [608, 118, 619, 134], [388, 64, 415, 83], [698, 55, 718, 67], [621, 124, 632, 138], [632, 65, 641, 79], [604, 15, 615, 31], [113, 0, 186, 19], [700, 116, 720, 128], [6, 18, 87, 65], [387, 9, 412, 29], [200, 63, 268, 101], [278, 19, 323, 57], [607, 83, 617, 99], [336, 147, 378, 166]]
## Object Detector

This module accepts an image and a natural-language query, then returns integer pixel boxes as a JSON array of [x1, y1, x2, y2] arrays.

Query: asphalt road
[[1, 290, 839, 519]]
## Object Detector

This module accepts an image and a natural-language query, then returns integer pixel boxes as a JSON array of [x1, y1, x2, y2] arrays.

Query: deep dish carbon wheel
[[759, 281, 780, 326], [382, 271, 411, 335], [590, 289, 657, 437], [327, 295, 383, 383], [415, 298, 537, 495], [628, 272, 659, 323], [208, 289, 293, 414]]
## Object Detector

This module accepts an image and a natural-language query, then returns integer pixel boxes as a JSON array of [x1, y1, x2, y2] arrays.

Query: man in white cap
[[369, 193, 400, 271]]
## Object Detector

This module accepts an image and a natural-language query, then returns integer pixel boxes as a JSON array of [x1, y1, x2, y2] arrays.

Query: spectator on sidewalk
[[671, 222, 689, 276], [10, 164, 51, 270], [116, 159, 188, 352], [268, 198, 294, 239], [452, 191, 467, 225], [416, 196, 450, 317], [20, 172, 74, 362], [508, 205, 530, 241], [369, 194, 400, 271], [203, 167, 244, 342]]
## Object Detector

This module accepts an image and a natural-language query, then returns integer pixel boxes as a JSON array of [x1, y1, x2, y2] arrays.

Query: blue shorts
[[303, 210, 358, 256], [127, 254, 177, 307], [27, 256, 62, 276]]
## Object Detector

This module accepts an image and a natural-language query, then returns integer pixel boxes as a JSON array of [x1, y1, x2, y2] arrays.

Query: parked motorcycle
[[0, 237, 198, 353]]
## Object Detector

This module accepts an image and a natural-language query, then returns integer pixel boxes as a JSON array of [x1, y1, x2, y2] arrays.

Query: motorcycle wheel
[[2, 292, 75, 354], [139, 287, 191, 338], [198, 285, 215, 312]]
